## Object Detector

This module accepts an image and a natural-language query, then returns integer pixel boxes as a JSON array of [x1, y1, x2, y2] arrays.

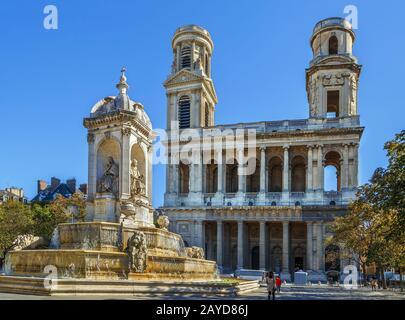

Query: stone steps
[[0, 276, 259, 297]]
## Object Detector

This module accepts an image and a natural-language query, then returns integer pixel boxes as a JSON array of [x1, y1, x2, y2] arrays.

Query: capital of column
[[283, 144, 290, 151], [259, 146, 266, 152]]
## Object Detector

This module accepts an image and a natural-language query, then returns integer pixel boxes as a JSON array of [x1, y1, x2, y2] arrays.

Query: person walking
[[266, 271, 276, 301], [275, 276, 281, 292]]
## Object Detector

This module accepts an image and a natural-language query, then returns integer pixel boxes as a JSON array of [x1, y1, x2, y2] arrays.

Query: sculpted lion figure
[[126, 231, 148, 273], [185, 246, 205, 259]]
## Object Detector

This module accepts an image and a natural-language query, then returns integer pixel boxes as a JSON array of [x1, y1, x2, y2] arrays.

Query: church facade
[[160, 18, 364, 281]]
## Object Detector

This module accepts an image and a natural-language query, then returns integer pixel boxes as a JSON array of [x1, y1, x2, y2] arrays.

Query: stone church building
[[161, 17, 364, 281]]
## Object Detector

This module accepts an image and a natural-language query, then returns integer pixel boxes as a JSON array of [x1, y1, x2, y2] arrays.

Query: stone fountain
[[0, 70, 260, 296]]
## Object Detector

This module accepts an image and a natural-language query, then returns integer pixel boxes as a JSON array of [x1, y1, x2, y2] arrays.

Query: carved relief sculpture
[[97, 156, 119, 195], [127, 231, 148, 273], [156, 215, 170, 231], [185, 246, 205, 259]]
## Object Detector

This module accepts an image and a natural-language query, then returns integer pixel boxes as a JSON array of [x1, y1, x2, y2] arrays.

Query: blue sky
[[0, 0, 404, 206]]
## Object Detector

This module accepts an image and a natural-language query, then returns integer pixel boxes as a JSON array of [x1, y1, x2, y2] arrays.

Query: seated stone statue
[[97, 156, 119, 195]]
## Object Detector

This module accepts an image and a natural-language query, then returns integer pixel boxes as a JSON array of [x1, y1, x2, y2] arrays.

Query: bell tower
[[164, 25, 218, 129], [306, 18, 361, 119]]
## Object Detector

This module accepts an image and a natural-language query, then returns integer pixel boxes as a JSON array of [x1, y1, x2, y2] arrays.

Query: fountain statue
[[0, 69, 237, 296]]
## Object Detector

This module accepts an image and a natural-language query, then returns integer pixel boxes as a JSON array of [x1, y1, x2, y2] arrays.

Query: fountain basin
[[4, 249, 217, 281]]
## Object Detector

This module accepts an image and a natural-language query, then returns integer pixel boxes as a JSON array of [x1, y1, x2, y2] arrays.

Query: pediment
[[164, 69, 204, 87]]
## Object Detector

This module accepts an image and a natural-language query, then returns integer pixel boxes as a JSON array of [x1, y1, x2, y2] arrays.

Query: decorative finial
[[116, 66, 129, 93]]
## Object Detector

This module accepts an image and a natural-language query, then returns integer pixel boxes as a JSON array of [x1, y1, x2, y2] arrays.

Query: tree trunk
[[362, 263, 367, 286], [400, 267, 404, 293], [379, 267, 387, 289]]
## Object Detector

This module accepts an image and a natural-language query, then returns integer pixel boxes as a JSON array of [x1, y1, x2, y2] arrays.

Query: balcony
[[166, 190, 351, 208]]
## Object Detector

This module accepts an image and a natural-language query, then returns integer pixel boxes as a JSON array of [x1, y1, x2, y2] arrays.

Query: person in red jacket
[[276, 276, 282, 293]]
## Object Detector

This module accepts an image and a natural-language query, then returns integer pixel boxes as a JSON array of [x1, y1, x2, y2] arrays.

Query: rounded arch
[[268, 157, 283, 192], [291, 155, 306, 192], [226, 158, 238, 193], [324, 151, 341, 191], [205, 159, 217, 193], [246, 158, 260, 192], [180, 45, 191, 69], [130, 142, 147, 197], [96, 138, 121, 194], [293, 246, 305, 271], [328, 35, 338, 55], [178, 95, 191, 129], [179, 161, 190, 194]]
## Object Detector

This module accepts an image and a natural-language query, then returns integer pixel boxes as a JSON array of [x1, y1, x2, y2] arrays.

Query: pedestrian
[[276, 275, 282, 293], [266, 271, 276, 301]]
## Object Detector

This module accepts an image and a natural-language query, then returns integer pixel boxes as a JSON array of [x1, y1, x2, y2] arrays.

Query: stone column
[[282, 146, 290, 192], [317, 145, 324, 191], [237, 148, 245, 193], [306, 222, 313, 271], [307, 145, 313, 192], [120, 130, 131, 199], [353, 143, 359, 187], [282, 221, 289, 273], [316, 222, 324, 272], [259, 221, 266, 270], [216, 150, 223, 193], [259, 147, 266, 193], [87, 133, 96, 201], [237, 221, 244, 269], [342, 144, 349, 190], [216, 220, 223, 268]]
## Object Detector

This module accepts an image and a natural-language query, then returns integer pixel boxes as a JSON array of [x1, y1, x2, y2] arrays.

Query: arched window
[[178, 95, 191, 129], [205, 160, 217, 193], [179, 162, 190, 194], [327, 90, 339, 118], [324, 151, 341, 191], [204, 103, 210, 127], [328, 35, 338, 55], [246, 159, 260, 192], [226, 160, 238, 193], [291, 156, 306, 192], [268, 157, 283, 192], [180, 46, 191, 70]]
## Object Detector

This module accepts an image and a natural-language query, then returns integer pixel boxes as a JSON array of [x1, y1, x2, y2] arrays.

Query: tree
[[0, 201, 33, 262], [329, 131, 405, 290]]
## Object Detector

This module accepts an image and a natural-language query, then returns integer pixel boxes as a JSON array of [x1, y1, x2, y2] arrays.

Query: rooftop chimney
[[79, 184, 87, 195], [67, 178, 76, 194], [50, 177, 60, 191], [37, 180, 48, 193]]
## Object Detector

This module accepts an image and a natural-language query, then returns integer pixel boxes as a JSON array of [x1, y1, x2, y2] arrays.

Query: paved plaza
[[0, 285, 403, 300]]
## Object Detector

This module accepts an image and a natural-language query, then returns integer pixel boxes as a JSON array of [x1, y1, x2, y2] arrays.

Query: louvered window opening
[[181, 47, 191, 70], [179, 96, 191, 129]]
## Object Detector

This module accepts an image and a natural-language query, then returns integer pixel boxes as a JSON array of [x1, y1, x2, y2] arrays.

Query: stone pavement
[[0, 285, 404, 300]]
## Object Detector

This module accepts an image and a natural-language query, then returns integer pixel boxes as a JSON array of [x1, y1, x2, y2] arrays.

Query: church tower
[[306, 18, 361, 119], [164, 25, 218, 129]]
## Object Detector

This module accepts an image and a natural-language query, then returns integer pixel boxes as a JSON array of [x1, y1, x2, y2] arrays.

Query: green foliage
[[0, 192, 86, 256], [0, 201, 33, 257], [329, 130, 405, 277]]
